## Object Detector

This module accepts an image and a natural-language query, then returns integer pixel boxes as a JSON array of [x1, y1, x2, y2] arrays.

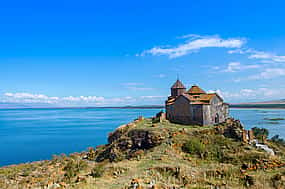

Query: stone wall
[[166, 96, 192, 125], [171, 88, 186, 97], [202, 105, 211, 125], [189, 104, 203, 125], [202, 96, 229, 125], [166, 96, 205, 125]]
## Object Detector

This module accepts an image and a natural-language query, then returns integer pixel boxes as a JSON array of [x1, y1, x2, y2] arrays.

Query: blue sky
[[1, 0, 285, 106]]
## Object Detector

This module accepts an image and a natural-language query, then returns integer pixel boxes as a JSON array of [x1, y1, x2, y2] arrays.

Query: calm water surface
[[0, 108, 284, 166]]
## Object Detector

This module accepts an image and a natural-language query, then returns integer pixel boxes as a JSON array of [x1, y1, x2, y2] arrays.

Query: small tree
[[252, 127, 269, 141]]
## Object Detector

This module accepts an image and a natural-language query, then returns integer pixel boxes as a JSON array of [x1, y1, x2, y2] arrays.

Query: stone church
[[165, 79, 229, 126]]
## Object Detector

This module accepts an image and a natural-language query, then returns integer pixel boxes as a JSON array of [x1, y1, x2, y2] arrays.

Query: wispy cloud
[[223, 62, 260, 72], [249, 51, 285, 63], [248, 68, 285, 80], [141, 35, 246, 58], [140, 96, 164, 100], [228, 48, 285, 63], [208, 88, 285, 102], [122, 83, 153, 91]]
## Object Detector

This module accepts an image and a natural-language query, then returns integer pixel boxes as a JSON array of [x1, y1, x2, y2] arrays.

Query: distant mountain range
[[230, 99, 285, 108], [232, 99, 285, 105]]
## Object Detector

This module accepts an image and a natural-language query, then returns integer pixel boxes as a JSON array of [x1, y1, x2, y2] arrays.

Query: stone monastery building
[[165, 79, 229, 126]]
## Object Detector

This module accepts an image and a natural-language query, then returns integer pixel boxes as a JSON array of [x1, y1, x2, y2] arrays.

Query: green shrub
[[87, 147, 96, 160], [90, 165, 104, 178], [152, 117, 160, 123], [63, 159, 88, 181], [241, 175, 255, 187], [64, 160, 77, 180], [252, 127, 269, 140], [182, 138, 206, 158], [271, 135, 285, 146], [239, 152, 268, 164]]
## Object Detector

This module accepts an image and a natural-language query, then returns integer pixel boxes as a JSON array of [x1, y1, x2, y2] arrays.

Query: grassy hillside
[[1, 117, 285, 189]]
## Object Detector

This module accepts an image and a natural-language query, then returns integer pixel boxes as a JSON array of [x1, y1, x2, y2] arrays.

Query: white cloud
[[141, 35, 246, 58], [122, 83, 143, 86], [210, 87, 285, 102], [248, 51, 285, 63], [61, 96, 105, 102], [140, 96, 164, 99], [122, 83, 153, 91], [177, 34, 203, 39], [227, 49, 248, 54], [4, 92, 59, 101], [228, 48, 285, 63], [209, 88, 285, 102], [2, 92, 166, 106], [248, 68, 285, 80], [3, 92, 106, 105], [207, 89, 224, 98], [125, 87, 153, 91], [223, 62, 260, 72]]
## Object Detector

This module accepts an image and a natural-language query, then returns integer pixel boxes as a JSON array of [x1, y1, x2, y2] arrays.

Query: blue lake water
[[0, 108, 285, 167]]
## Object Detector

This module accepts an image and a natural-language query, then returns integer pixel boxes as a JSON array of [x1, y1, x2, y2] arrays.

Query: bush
[[87, 147, 96, 160], [90, 165, 104, 178], [239, 151, 268, 164], [252, 127, 269, 140], [242, 175, 255, 187], [182, 138, 206, 158], [152, 117, 160, 124], [271, 135, 285, 146], [64, 160, 77, 180], [64, 159, 88, 181]]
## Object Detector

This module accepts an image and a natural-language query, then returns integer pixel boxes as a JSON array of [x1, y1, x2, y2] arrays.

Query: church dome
[[187, 85, 206, 94]]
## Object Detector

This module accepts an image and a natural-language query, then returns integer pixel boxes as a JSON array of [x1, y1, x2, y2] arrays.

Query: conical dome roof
[[187, 85, 206, 94], [171, 80, 186, 89]]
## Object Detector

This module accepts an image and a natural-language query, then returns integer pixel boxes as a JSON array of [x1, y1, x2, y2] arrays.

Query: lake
[[0, 108, 285, 166]]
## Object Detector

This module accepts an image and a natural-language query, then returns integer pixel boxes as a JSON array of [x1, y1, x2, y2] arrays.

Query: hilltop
[[1, 114, 285, 189]]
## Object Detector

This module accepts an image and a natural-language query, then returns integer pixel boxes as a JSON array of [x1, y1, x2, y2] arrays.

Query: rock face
[[214, 118, 245, 141], [223, 118, 244, 140], [98, 118, 257, 162], [96, 121, 169, 162]]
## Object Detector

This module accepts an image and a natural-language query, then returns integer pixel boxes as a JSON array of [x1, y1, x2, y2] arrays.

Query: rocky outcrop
[[222, 118, 244, 140], [215, 118, 245, 141], [96, 119, 169, 162]]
